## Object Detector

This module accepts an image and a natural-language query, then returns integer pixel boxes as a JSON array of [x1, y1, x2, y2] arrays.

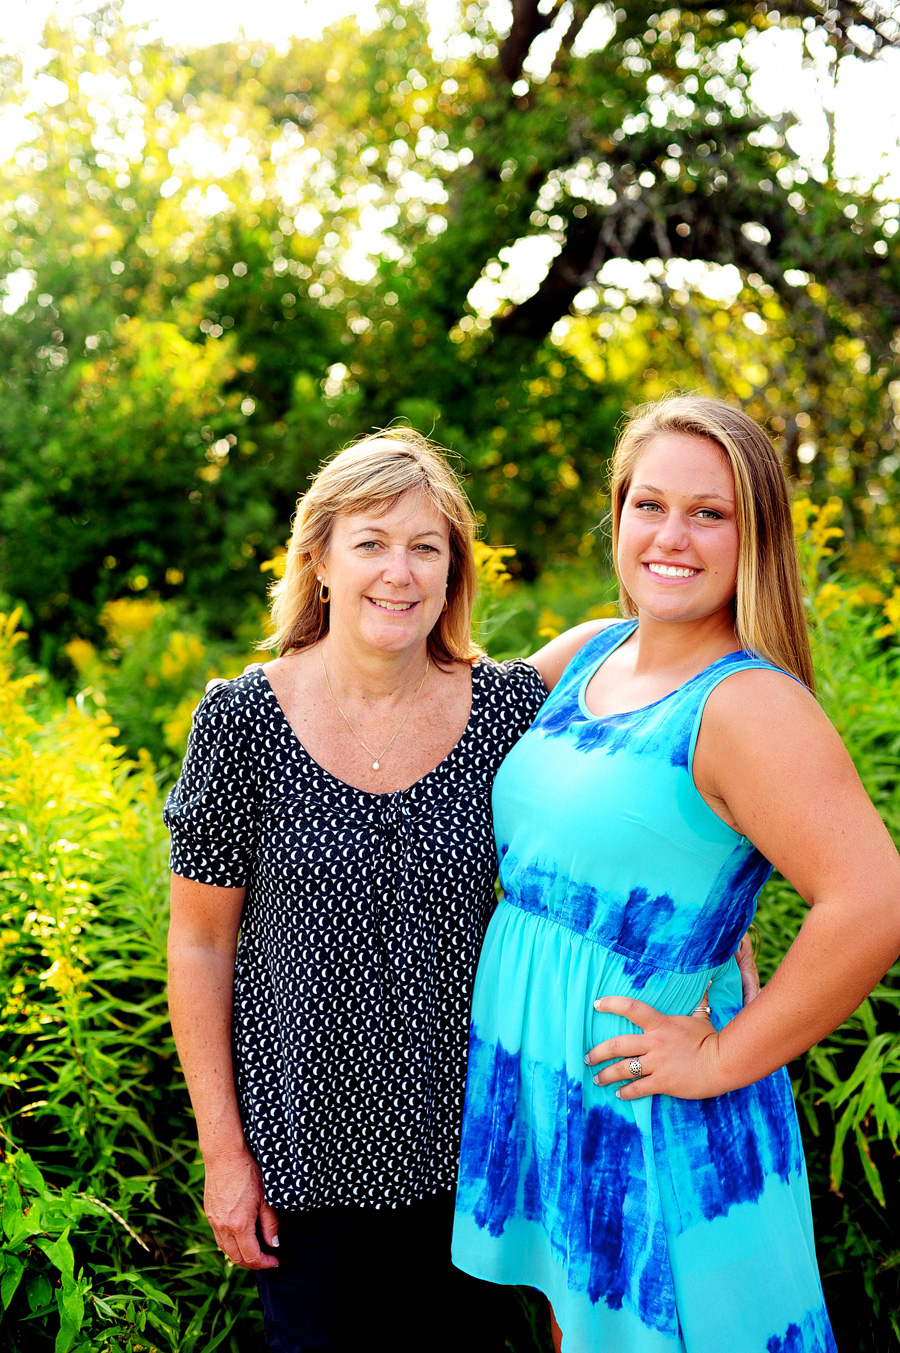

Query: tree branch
[[499, 0, 562, 83]]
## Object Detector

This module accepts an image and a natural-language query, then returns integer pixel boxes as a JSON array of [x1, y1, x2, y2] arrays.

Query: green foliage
[[62, 596, 258, 770], [0, 612, 262, 1349], [1, 2, 898, 654]]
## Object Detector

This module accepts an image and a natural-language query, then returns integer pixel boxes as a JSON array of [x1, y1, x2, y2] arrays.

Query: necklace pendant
[[372, 760, 380, 771]]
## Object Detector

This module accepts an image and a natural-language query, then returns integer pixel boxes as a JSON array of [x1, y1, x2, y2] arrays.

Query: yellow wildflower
[[99, 598, 162, 646], [474, 542, 516, 592], [64, 638, 97, 673]]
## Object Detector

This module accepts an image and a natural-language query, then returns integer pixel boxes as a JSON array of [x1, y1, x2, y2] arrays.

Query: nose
[[381, 546, 413, 587], [655, 510, 690, 552]]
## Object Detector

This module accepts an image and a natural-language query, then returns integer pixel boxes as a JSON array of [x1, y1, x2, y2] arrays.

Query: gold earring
[[319, 579, 330, 603], [441, 595, 448, 613]]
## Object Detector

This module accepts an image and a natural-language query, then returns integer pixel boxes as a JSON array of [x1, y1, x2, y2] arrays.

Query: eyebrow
[[632, 482, 734, 503], [348, 524, 446, 538]]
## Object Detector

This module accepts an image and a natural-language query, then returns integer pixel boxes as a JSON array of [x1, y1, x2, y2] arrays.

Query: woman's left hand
[[585, 996, 726, 1101]]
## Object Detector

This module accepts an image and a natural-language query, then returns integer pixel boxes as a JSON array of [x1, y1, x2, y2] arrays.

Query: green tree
[[0, 0, 897, 636]]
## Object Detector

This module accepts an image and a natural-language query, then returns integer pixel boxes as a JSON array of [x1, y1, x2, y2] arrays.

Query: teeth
[[371, 599, 414, 611], [647, 563, 698, 579]]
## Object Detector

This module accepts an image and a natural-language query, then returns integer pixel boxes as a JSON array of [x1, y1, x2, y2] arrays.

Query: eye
[[413, 542, 440, 553], [634, 500, 663, 513], [357, 540, 382, 551], [696, 508, 724, 521]]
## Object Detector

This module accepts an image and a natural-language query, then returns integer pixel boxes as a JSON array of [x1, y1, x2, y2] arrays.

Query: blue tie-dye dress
[[452, 621, 836, 1353]]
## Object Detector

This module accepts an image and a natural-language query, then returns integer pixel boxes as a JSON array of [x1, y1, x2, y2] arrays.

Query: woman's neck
[[628, 609, 739, 676], [318, 630, 430, 703]]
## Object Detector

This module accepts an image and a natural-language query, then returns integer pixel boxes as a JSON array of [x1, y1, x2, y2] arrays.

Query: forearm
[[714, 891, 900, 1091], [167, 938, 248, 1163]]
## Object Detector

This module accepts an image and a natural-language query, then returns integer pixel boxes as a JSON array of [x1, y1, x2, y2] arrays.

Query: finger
[[259, 1200, 281, 1250], [584, 1036, 647, 1067], [592, 1057, 649, 1086], [209, 1225, 244, 1268], [614, 1075, 655, 1101], [593, 995, 665, 1030], [690, 982, 712, 1020], [735, 935, 761, 1005], [233, 1224, 277, 1271]]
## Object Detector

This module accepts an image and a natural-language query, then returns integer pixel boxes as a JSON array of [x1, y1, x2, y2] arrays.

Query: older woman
[[164, 430, 548, 1352], [452, 396, 900, 1353]]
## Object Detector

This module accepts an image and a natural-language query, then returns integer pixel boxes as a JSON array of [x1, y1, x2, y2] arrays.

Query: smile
[[368, 598, 416, 611], [646, 563, 699, 579]]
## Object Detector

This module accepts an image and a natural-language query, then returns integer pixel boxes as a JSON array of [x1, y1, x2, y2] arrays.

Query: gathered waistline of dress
[[496, 894, 735, 979]]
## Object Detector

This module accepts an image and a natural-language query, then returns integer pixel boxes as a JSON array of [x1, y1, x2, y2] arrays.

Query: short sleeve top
[[164, 657, 547, 1212]]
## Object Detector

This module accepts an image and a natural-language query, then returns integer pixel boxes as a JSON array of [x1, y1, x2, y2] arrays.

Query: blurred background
[[1, 1, 899, 1348]]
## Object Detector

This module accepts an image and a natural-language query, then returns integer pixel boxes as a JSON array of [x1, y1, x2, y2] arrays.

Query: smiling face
[[616, 432, 739, 631], [317, 490, 451, 658]]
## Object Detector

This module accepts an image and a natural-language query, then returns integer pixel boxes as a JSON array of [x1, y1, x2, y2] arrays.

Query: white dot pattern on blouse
[[164, 658, 547, 1212]]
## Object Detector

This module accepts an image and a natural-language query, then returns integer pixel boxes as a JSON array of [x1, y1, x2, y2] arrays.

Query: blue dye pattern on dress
[[653, 1064, 803, 1227], [459, 1028, 678, 1336], [453, 621, 835, 1353], [766, 1308, 838, 1353]]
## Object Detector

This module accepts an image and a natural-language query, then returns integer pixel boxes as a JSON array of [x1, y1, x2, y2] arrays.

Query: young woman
[[452, 395, 900, 1353]]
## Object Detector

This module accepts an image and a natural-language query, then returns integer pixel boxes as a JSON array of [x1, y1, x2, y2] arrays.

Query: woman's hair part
[[265, 428, 482, 666], [609, 394, 815, 690]]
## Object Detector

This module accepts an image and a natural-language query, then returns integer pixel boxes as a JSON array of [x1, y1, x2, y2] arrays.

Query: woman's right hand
[[204, 1147, 280, 1270]]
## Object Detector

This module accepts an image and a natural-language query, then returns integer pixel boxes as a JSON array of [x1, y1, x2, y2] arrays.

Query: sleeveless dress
[[452, 622, 836, 1353]]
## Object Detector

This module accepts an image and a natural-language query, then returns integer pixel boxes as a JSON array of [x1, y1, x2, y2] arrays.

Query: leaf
[[35, 1229, 75, 1280], [1, 1175, 23, 1242], [853, 1124, 886, 1209], [829, 1103, 854, 1195], [25, 1271, 53, 1314], [0, 1254, 24, 1310], [180, 1292, 214, 1353]]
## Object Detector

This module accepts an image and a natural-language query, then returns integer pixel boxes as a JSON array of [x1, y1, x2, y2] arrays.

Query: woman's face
[[617, 432, 739, 630], [319, 490, 451, 657]]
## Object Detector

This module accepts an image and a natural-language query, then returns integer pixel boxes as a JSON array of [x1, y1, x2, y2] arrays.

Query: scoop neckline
[[252, 659, 484, 800], [577, 621, 749, 724]]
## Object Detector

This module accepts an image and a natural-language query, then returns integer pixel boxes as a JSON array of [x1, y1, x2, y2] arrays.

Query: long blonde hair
[[266, 428, 482, 666], [610, 395, 815, 690]]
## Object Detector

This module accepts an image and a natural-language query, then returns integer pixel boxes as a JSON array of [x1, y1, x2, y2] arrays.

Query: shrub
[[0, 611, 260, 1350]]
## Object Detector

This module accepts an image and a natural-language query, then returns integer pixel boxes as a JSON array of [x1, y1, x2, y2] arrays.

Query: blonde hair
[[266, 428, 482, 666], [610, 395, 815, 690]]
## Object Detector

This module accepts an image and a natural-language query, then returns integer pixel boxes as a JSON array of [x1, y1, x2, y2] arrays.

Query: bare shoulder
[[703, 666, 833, 743], [262, 647, 316, 698], [528, 619, 620, 692], [695, 664, 896, 898], [699, 664, 853, 793]]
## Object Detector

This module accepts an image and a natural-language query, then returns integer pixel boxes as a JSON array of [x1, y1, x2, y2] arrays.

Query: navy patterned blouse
[[164, 658, 546, 1212]]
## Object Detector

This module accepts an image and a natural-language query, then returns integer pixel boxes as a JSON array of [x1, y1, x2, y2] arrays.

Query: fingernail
[[615, 1090, 622, 1099], [593, 1074, 600, 1085], [271, 1234, 280, 1248], [593, 1000, 602, 1010], [583, 1054, 590, 1064]]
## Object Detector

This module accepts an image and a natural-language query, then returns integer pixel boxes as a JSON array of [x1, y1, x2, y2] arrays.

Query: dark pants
[[254, 1189, 524, 1352]]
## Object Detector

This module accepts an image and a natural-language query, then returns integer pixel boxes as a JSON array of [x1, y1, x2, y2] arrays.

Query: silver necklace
[[320, 653, 430, 771]]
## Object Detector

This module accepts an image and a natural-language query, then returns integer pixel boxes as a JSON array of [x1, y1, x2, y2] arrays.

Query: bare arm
[[589, 671, 900, 1098], [168, 873, 279, 1268], [527, 619, 615, 691]]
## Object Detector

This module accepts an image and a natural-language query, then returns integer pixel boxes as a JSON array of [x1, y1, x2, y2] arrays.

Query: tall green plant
[[0, 612, 261, 1350], [750, 507, 900, 1349]]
